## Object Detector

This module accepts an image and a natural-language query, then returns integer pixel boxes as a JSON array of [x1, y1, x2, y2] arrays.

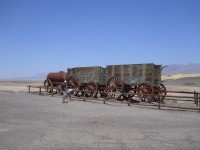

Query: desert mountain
[[162, 63, 200, 74]]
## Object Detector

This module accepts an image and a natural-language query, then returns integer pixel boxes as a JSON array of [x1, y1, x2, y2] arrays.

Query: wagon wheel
[[137, 83, 153, 103], [44, 79, 53, 93], [67, 76, 79, 96], [85, 82, 98, 98], [106, 76, 124, 100], [154, 83, 167, 102]]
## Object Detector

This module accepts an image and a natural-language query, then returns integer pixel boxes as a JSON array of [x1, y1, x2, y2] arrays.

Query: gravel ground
[[0, 91, 200, 150]]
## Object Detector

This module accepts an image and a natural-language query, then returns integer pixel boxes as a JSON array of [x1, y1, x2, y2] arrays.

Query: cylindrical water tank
[[46, 71, 67, 82]]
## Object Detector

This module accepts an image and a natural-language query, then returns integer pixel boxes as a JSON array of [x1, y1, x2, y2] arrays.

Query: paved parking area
[[0, 92, 200, 150]]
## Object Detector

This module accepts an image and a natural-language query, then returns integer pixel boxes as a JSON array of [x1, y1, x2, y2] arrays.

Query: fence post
[[128, 94, 131, 106], [158, 94, 161, 109], [28, 85, 30, 93], [194, 91, 197, 106], [199, 94, 200, 113], [69, 93, 72, 101], [103, 91, 106, 104], [103, 97, 106, 104], [39, 86, 41, 95], [83, 91, 86, 102]]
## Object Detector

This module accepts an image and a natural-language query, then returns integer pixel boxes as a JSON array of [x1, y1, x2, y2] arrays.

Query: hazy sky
[[0, 0, 200, 78]]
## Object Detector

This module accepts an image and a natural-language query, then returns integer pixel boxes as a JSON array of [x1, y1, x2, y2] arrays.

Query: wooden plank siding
[[67, 66, 107, 84], [67, 63, 161, 86], [106, 63, 161, 85]]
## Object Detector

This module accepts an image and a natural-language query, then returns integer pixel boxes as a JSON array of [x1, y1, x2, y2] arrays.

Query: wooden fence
[[27, 85, 200, 113]]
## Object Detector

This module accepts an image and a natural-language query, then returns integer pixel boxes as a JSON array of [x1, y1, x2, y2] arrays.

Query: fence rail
[[27, 85, 200, 113]]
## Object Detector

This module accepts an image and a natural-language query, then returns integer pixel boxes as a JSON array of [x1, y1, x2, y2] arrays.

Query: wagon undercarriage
[[65, 75, 167, 103]]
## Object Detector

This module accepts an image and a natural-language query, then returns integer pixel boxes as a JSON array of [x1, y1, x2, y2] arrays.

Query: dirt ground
[[0, 80, 43, 92], [0, 79, 200, 150], [0, 91, 200, 150]]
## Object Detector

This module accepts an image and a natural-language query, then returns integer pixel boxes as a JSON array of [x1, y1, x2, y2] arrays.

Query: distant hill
[[162, 74, 200, 80], [7, 73, 47, 80], [162, 64, 200, 74]]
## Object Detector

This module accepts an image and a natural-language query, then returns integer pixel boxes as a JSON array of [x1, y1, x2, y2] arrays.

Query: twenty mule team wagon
[[44, 63, 167, 102]]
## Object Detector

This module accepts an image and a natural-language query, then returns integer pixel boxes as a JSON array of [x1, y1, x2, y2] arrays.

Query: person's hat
[[64, 80, 67, 83]]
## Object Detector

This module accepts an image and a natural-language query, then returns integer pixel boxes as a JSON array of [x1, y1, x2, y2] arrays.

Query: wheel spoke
[[67, 76, 79, 96], [158, 83, 167, 101], [106, 77, 123, 100], [137, 83, 153, 102], [85, 82, 97, 97]]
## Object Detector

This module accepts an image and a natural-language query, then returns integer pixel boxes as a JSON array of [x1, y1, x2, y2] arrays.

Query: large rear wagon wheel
[[106, 76, 124, 100], [67, 76, 79, 96], [137, 83, 153, 103]]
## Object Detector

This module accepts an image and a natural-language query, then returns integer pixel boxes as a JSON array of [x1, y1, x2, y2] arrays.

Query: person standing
[[61, 80, 68, 103]]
